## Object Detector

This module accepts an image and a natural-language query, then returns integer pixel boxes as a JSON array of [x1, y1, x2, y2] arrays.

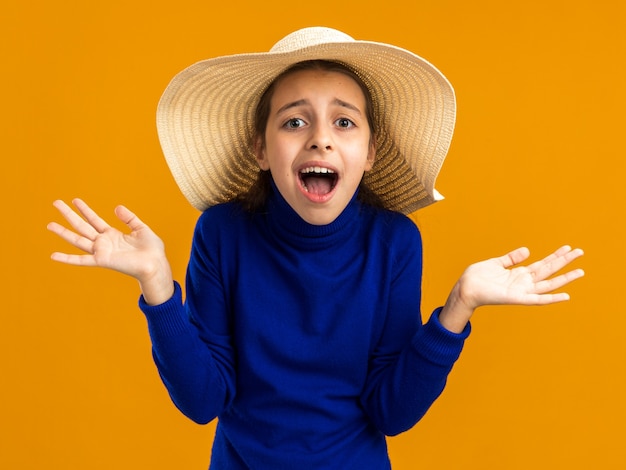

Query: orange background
[[2, 0, 624, 468]]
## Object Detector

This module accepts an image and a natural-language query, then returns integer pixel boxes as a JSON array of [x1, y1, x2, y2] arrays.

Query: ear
[[254, 136, 270, 171], [364, 139, 376, 172]]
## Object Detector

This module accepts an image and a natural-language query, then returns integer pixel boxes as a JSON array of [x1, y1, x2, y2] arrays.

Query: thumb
[[114, 205, 147, 232], [497, 246, 531, 269]]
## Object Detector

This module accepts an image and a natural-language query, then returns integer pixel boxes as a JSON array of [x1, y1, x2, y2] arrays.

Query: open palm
[[459, 246, 585, 309], [47, 199, 168, 282]]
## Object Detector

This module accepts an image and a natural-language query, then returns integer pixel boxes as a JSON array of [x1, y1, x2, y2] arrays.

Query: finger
[[52, 200, 100, 240], [50, 251, 98, 267], [534, 268, 585, 294], [528, 246, 584, 281], [527, 292, 571, 305], [47, 221, 95, 253], [526, 245, 571, 271], [114, 205, 147, 232], [71, 198, 112, 234], [497, 247, 531, 269]]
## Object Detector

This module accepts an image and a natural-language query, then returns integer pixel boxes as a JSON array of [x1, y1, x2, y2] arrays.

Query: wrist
[[138, 258, 174, 306], [439, 281, 475, 333]]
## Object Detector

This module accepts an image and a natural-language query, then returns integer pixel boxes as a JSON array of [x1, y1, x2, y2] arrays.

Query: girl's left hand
[[439, 245, 584, 333]]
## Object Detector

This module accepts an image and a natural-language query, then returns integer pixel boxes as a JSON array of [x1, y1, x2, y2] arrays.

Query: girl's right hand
[[47, 199, 174, 305]]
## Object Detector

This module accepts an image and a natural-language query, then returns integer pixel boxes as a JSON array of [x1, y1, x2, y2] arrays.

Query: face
[[255, 69, 375, 225]]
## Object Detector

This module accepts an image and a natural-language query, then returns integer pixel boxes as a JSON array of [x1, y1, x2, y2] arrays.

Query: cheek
[[259, 140, 295, 174]]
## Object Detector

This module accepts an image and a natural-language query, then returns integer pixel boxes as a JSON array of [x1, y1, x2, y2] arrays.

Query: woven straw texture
[[157, 27, 456, 214]]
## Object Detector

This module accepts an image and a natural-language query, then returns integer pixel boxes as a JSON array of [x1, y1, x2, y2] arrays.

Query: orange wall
[[2, 0, 624, 468]]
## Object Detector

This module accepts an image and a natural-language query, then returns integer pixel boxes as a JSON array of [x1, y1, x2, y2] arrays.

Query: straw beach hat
[[157, 27, 456, 214]]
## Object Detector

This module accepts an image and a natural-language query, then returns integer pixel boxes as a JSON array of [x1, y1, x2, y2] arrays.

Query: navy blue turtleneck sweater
[[139, 185, 470, 469]]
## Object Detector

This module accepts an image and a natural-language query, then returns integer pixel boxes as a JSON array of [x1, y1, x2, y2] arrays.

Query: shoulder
[[361, 205, 422, 248], [195, 201, 251, 231], [196, 201, 246, 225], [362, 206, 424, 278], [188, 202, 256, 272], [192, 201, 255, 247]]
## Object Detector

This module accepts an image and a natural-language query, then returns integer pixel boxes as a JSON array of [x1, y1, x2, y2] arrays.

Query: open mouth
[[299, 166, 338, 196]]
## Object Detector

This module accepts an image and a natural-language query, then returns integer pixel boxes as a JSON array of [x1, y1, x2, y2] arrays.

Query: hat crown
[[158, 27, 455, 214], [270, 27, 355, 53]]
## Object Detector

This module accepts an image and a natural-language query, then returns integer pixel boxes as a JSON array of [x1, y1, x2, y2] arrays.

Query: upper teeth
[[300, 167, 335, 174]]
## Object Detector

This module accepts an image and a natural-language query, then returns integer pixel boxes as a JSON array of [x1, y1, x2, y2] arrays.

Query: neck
[[266, 178, 360, 246]]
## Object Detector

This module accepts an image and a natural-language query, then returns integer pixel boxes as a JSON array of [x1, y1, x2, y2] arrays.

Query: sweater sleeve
[[139, 210, 237, 424], [360, 217, 470, 436]]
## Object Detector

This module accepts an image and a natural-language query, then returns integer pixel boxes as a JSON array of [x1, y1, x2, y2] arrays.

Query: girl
[[48, 27, 584, 469]]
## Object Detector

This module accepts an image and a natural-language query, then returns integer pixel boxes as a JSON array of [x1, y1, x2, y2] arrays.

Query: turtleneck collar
[[265, 178, 361, 247]]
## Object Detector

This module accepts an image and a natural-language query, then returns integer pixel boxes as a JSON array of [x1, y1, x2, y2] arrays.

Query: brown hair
[[237, 60, 385, 212]]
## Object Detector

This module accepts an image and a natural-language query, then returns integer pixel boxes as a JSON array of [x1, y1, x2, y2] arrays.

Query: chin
[[297, 206, 342, 226]]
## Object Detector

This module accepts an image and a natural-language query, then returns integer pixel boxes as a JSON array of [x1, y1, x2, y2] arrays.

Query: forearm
[[140, 282, 235, 423], [361, 310, 470, 435]]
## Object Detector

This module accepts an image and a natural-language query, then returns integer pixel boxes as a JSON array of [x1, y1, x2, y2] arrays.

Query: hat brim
[[157, 37, 455, 214]]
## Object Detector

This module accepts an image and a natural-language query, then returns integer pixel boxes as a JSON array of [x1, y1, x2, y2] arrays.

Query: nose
[[307, 124, 333, 152]]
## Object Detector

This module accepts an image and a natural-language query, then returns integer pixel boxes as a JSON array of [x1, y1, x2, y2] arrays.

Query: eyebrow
[[275, 98, 362, 116]]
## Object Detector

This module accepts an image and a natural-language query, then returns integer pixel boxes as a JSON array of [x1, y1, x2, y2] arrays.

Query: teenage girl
[[48, 27, 584, 469]]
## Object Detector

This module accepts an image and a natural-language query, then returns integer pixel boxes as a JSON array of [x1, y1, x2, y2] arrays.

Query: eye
[[335, 118, 355, 128], [284, 118, 306, 129]]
